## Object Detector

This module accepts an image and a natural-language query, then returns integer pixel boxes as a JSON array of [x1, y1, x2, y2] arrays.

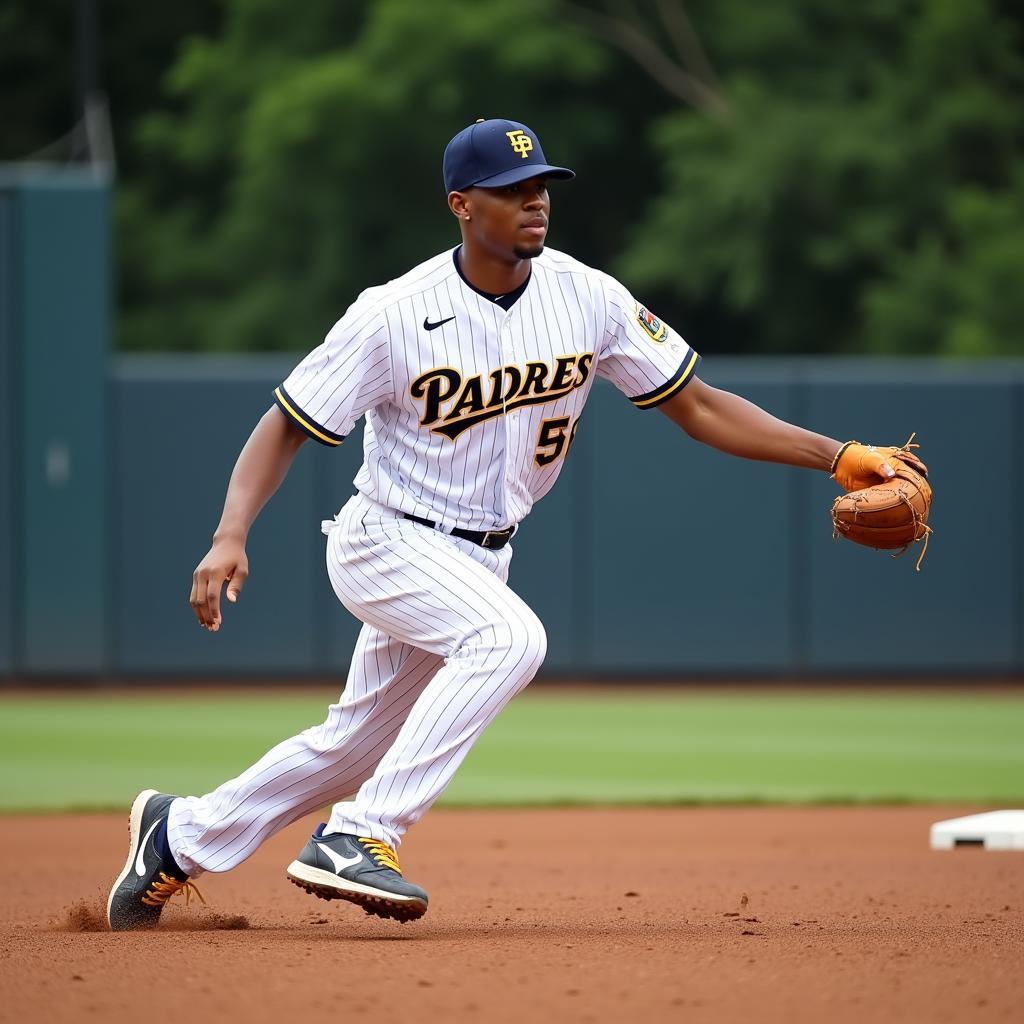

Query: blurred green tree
[[117, 0, 675, 351], [0, 0, 220, 165], [0, 0, 75, 160], [615, 0, 1024, 355], [11, 0, 1019, 355]]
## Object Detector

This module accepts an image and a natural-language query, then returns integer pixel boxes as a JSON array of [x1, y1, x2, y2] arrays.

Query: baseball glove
[[829, 434, 933, 570]]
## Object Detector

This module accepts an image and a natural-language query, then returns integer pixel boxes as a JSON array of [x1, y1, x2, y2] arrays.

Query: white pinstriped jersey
[[274, 246, 701, 531]]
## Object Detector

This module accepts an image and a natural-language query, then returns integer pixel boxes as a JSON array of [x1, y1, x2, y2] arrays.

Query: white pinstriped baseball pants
[[166, 493, 546, 874]]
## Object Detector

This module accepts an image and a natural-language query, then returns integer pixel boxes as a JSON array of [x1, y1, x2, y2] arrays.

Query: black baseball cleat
[[106, 789, 204, 931], [286, 825, 428, 923]]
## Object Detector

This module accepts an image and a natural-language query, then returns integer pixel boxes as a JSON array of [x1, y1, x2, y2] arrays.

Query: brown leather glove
[[830, 435, 933, 570]]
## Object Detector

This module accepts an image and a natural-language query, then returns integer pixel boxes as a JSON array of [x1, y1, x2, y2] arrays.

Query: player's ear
[[448, 191, 471, 220]]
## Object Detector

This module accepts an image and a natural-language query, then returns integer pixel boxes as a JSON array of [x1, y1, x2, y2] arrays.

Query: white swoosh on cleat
[[135, 819, 163, 876], [320, 845, 363, 874]]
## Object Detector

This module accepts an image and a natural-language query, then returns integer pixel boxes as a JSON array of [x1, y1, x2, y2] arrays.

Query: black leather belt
[[402, 513, 516, 550]]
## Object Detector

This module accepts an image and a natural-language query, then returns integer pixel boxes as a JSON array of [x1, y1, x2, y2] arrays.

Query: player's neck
[[457, 242, 531, 296]]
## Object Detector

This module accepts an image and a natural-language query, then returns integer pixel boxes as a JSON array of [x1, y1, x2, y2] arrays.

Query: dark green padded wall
[[0, 193, 14, 672], [7, 172, 110, 673], [113, 358, 323, 674], [108, 358, 1024, 678], [801, 363, 1017, 672], [11, 343, 1024, 678], [583, 368, 800, 674]]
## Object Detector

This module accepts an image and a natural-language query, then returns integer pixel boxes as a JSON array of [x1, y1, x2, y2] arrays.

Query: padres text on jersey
[[411, 353, 594, 439]]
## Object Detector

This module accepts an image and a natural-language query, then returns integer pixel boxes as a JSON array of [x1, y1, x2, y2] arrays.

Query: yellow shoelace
[[358, 838, 402, 874], [142, 872, 206, 909]]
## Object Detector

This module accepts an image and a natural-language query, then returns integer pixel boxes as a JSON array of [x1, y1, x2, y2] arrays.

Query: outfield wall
[[3, 354, 1019, 680], [1, 168, 111, 677], [1, 173, 1020, 679]]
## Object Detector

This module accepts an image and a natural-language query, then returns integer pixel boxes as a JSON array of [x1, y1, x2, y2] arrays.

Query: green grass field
[[1, 688, 1022, 812]]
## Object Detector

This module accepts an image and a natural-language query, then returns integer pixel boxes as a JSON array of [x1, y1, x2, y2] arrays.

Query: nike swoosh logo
[[135, 819, 162, 876], [423, 315, 455, 331], [320, 844, 364, 874]]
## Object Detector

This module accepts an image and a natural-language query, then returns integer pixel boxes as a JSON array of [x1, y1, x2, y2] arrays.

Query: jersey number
[[534, 415, 581, 467]]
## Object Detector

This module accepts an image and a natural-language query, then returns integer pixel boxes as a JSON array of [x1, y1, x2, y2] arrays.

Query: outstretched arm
[[190, 406, 309, 631], [659, 376, 843, 472]]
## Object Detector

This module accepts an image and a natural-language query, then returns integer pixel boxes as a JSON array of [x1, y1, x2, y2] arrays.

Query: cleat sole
[[286, 872, 427, 923]]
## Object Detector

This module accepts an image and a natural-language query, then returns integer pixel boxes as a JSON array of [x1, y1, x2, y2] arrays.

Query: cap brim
[[461, 164, 575, 190]]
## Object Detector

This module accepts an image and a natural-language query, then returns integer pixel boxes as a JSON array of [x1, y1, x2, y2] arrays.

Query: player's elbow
[[659, 378, 714, 438]]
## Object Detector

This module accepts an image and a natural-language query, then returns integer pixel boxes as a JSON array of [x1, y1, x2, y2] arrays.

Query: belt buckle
[[482, 526, 513, 549]]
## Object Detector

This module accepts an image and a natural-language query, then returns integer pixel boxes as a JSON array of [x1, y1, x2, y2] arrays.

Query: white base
[[930, 810, 1024, 851]]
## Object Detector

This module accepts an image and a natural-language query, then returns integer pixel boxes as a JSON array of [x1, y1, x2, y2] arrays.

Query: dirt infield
[[1, 807, 1020, 1023]]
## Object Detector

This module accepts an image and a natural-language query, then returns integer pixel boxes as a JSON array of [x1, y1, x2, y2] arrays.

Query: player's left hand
[[831, 435, 928, 493]]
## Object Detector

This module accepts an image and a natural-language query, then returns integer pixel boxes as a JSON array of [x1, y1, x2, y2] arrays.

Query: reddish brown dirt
[[1, 807, 1020, 1023]]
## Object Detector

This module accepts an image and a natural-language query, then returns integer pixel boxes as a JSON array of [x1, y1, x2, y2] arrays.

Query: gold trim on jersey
[[273, 386, 344, 446], [630, 351, 701, 409], [410, 353, 594, 440]]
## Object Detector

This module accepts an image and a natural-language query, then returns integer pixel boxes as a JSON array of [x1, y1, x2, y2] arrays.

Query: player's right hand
[[190, 539, 249, 632]]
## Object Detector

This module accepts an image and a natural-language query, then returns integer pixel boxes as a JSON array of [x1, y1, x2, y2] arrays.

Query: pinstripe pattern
[[166, 245, 698, 876], [167, 494, 543, 869], [167, 621, 444, 873], [323, 496, 544, 844]]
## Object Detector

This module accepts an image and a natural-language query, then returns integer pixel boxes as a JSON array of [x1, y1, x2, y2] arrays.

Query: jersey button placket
[[500, 313, 516, 521]]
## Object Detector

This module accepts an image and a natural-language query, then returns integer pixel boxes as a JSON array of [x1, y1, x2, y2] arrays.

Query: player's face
[[464, 177, 551, 261]]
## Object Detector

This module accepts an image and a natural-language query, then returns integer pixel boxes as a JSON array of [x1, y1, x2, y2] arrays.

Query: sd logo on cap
[[442, 118, 575, 193]]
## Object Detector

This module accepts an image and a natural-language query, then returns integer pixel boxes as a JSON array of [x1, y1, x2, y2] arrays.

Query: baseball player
[[107, 118, 906, 930]]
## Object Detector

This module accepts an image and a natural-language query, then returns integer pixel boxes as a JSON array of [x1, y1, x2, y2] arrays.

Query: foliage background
[[3, 0, 1023, 356]]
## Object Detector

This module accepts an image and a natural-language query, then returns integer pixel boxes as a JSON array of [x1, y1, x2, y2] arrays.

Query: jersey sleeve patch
[[629, 350, 701, 409], [636, 303, 667, 343], [273, 385, 345, 446]]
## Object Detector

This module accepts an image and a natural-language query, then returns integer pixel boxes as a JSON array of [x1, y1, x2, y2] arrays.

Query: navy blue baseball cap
[[443, 118, 575, 193]]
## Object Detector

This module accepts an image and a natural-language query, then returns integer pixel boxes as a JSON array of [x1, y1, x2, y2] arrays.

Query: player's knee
[[457, 609, 546, 681], [302, 720, 338, 754], [302, 703, 362, 753], [503, 610, 547, 681], [522, 612, 548, 672]]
